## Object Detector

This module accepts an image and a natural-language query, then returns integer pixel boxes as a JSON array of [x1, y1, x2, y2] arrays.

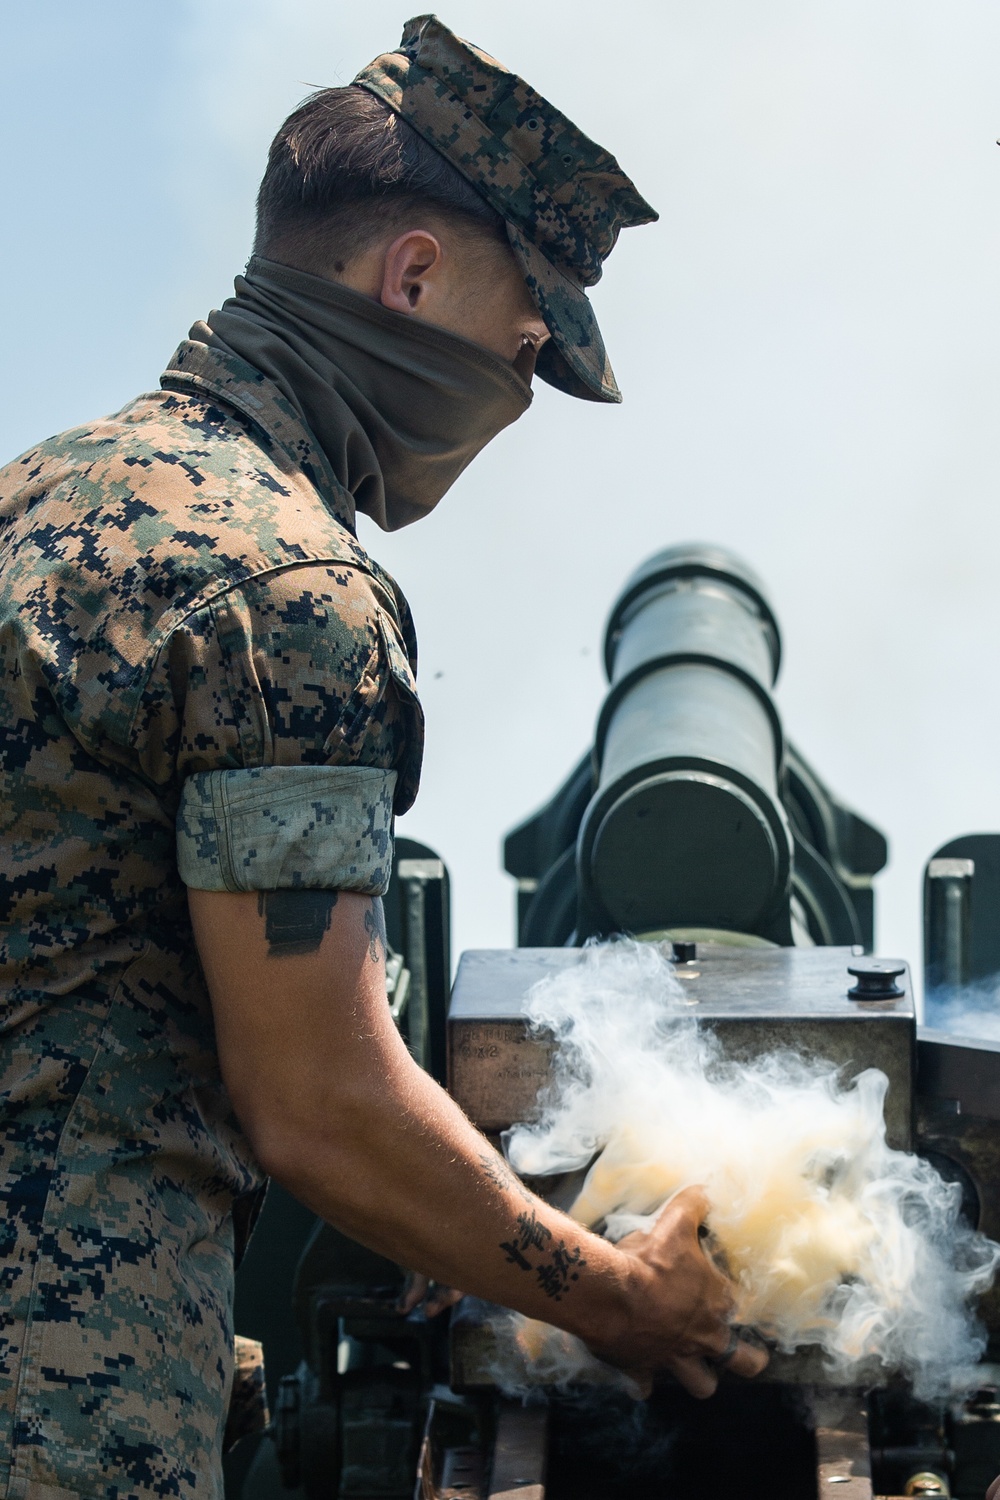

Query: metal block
[[487, 1404, 546, 1500], [814, 1391, 874, 1500], [448, 944, 915, 1149]]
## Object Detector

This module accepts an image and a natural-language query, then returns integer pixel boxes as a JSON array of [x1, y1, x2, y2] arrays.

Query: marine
[[0, 17, 768, 1498]]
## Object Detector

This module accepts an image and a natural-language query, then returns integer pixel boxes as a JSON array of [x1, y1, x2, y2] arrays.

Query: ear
[[379, 230, 445, 315]]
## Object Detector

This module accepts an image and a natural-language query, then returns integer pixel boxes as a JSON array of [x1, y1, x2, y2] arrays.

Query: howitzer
[[227, 545, 1000, 1500], [505, 543, 885, 949]]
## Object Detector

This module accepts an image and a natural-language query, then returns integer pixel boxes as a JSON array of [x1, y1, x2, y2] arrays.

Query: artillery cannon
[[227, 545, 1000, 1500], [505, 543, 885, 950]]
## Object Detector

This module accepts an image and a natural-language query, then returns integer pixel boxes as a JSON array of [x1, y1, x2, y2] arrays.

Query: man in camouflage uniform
[[0, 17, 766, 1500]]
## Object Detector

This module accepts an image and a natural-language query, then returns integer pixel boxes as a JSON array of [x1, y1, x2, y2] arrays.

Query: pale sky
[[2, 1, 999, 987]]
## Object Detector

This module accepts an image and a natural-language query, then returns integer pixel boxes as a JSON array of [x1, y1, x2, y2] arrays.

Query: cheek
[[466, 294, 529, 361], [453, 250, 542, 361], [497, 291, 544, 362], [480, 259, 540, 349]]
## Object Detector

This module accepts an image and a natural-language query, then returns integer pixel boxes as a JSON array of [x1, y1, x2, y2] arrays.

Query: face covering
[[191, 255, 532, 531]]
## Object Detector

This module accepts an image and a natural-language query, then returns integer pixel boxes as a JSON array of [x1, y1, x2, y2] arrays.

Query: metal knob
[[847, 959, 906, 1002], [904, 1473, 950, 1497]]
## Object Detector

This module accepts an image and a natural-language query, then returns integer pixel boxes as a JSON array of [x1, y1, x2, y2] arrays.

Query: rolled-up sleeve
[[132, 561, 423, 894], [176, 763, 397, 894]]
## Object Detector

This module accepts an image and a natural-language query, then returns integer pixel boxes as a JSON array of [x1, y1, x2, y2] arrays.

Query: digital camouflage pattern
[[176, 762, 397, 894], [354, 13, 658, 405], [0, 339, 422, 1500]]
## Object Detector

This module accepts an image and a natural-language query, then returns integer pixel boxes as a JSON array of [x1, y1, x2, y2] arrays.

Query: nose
[[526, 316, 550, 347]]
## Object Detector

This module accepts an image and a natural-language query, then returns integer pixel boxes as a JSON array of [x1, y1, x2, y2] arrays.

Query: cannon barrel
[[577, 544, 791, 939], [505, 542, 887, 947]]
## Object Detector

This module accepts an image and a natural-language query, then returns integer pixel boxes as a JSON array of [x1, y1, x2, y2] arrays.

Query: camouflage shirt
[[0, 340, 423, 1500]]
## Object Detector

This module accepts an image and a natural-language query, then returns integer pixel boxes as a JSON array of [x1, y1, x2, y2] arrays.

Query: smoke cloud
[[500, 941, 999, 1397], [925, 980, 1000, 1043]]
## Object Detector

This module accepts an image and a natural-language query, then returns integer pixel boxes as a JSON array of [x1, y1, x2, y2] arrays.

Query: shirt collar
[[160, 339, 357, 534]]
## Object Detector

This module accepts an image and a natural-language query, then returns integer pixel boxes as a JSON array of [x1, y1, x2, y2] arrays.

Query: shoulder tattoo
[[257, 890, 339, 957], [364, 898, 387, 964]]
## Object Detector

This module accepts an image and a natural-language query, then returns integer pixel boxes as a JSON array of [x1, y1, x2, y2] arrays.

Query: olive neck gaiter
[[192, 255, 532, 531]]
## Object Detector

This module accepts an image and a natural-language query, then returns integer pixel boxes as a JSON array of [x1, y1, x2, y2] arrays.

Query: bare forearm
[[261, 1024, 630, 1338], [190, 885, 751, 1387], [191, 885, 628, 1342]]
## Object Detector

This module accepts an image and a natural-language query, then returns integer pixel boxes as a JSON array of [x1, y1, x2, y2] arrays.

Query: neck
[[193, 258, 531, 532]]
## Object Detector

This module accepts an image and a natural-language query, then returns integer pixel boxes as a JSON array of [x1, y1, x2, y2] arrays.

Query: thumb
[[653, 1184, 711, 1234]]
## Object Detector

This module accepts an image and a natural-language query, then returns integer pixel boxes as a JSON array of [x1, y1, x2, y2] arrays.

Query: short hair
[[254, 85, 506, 272]]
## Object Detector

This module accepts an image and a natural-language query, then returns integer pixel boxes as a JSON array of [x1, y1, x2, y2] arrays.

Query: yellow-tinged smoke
[[501, 941, 1000, 1395]]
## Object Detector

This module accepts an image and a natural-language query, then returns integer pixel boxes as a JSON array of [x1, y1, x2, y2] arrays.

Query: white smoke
[[500, 941, 1000, 1398], [925, 979, 1000, 1043]]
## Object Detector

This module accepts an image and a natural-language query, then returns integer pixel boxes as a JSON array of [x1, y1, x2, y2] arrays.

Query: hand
[[584, 1185, 769, 1399], [397, 1271, 465, 1318], [986, 1477, 1000, 1500]]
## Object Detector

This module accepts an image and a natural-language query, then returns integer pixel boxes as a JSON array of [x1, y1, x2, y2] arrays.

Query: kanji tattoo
[[536, 1240, 587, 1302], [500, 1208, 553, 1268], [485, 1156, 588, 1301]]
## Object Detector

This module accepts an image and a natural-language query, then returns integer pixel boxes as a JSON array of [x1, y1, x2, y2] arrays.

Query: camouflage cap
[[353, 15, 658, 404]]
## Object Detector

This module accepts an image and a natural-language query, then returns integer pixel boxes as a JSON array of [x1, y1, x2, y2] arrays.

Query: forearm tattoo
[[479, 1152, 587, 1302], [257, 890, 338, 957], [479, 1151, 531, 1202], [364, 898, 386, 964]]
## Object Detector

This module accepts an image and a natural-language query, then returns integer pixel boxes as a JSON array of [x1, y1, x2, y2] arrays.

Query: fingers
[[396, 1271, 430, 1314], [658, 1183, 712, 1235], [986, 1478, 1000, 1500], [424, 1284, 464, 1317], [623, 1371, 654, 1401], [625, 1184, 713, 1257], [396, 1272, 464, 1318], [645, 1185, 734, 1302], [605, 1182, 768, 1393], [647, 1331, 768, 1402], [702, 1320, 770, 1373], [667, 1326, 768, 1397], [669, 1355, 719, 1400], [663, 1335, 768, 1400], [718, 1336, 769, 1380]]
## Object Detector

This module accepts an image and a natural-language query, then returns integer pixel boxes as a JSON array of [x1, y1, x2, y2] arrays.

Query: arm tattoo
[[364, 898, 387, 964], [480, 1152, 587, 1302], [500, 1207, 551, 1270], [534, 1240, 587, 1302], [501, 1220, 587, 1301], [479, 1151, 531, 1202], [257, 890, 338, 957]]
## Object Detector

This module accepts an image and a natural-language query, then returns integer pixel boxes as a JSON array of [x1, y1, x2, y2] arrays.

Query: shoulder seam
[[123, 558, 397, 756], [160, 555, 393, 644]]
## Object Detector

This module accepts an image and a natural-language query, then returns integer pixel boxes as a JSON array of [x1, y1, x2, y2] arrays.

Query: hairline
[[257, 197, 513, 280]]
